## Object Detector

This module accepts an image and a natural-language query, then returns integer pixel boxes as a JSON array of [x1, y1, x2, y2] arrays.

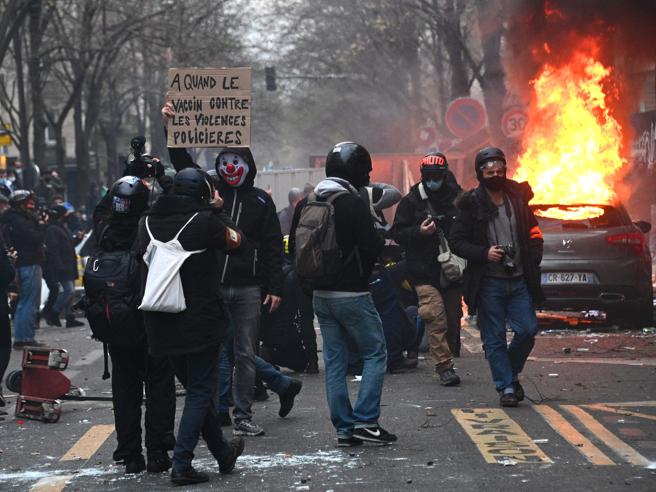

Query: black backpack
[[82, 228, 144, 348]]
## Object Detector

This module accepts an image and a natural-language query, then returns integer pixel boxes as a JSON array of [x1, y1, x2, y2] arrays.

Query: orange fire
[[512, 44, 626, 220]]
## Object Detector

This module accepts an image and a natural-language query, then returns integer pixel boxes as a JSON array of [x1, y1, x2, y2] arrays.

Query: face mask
[[425, 178, 444, 191], [218, 152, 250, 187], [483, 175, 506, 191]]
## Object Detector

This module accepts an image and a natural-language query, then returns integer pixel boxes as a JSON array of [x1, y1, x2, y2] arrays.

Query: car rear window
[[530, 205, 629, 230]]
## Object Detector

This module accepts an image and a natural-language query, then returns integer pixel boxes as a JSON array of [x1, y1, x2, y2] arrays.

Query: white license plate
[[541, 272, 595, 285]]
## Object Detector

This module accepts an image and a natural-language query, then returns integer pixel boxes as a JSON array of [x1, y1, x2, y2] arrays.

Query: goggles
[[479, 159, 506, 171]]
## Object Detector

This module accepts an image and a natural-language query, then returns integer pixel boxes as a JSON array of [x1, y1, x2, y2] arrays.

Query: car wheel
[[609, 298, 653, 328]]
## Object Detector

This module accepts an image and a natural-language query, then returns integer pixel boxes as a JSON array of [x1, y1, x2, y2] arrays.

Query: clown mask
[[218, 152, 250, 187]]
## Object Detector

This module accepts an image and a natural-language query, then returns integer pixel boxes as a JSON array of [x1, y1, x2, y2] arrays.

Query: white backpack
[[138, 212, 206, 313]]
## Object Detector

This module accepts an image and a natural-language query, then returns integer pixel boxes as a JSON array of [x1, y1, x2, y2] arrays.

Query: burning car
[[532, 203, 652, 326]]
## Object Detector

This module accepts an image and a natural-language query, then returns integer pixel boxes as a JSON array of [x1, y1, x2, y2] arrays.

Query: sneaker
[[218, 437, 245, 474], [65, 318, 84, 328], [513, 381, 525, 402], [278, 379, 302, 418], [500, 392, 519, 407], [219, 411, 232, 427], [45, 313, 62, 327], [352, 426, 397, 444], [337, 436, 363, 447], [170, 467, 209, 486], [233, 419, 265, 436], [125, 455, 146, 474], [147, 451, 172, 473], [437, 368, 461, 386], [305, 359, 319, 374]]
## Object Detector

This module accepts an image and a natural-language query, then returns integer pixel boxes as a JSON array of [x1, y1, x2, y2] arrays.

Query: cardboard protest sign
[[166, 67, 251, 148]]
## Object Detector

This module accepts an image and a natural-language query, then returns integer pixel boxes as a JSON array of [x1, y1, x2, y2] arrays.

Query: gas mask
[[218, 152, 250, 188]]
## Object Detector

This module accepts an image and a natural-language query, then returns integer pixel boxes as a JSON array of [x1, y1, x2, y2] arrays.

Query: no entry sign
[[445, 98, 487, 138], [502, 107, 528, 139]]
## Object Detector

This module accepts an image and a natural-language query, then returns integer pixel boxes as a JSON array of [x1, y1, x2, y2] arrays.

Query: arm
[[391, 196, 423, 247], [369, 182, 401, 212], [448, 211, 488, 263], [161, 102, 199, 172], [0, 250, 15, 289], [352, 197, 384, 268], [45, 227, 65, 275], [526, 206, 544, 264], [259, 197, 284, 298]]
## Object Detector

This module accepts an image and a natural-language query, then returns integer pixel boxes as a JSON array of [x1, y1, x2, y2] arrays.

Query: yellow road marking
[[452, 408, 552, 464], [30, 475, 74, 492], [562, 405, 651, 466], [60, 424, 114, 462], [583, 404, 656, 422], [596, 401, 656, 408], [534, 405, 615, 465]]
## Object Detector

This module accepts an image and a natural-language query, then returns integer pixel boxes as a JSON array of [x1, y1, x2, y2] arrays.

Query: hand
[[419, 218, 437, 236], [263, 294, 282, 313], [161, 102, 175, 123], [7, 247, 17, 265], [210, 189, 224, 208], [488, 246, 505, 263]]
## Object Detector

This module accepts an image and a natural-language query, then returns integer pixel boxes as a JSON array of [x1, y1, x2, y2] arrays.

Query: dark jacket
[[290, 178, 384, 292], [137, 194, 240, 357], [1, 208, 45, 267], [449, 180, 545, 310], [45, 221, 78, 281], [391, 172, 461, 287], [169, 147, 283, 296]]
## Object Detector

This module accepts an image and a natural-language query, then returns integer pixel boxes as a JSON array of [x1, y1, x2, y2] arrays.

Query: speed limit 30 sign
[[501, 108, 528, 139]]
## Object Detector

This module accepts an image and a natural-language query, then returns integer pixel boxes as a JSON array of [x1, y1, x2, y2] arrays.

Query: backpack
[[82, 227, 143, 348], [138, 212, 205, 313], [294, 192, 360, 289]]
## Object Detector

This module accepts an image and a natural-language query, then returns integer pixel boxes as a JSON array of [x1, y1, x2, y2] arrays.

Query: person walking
[[295, 141, 396, 447], [392, 153, 463, 385], [449, 147, 544, 407]]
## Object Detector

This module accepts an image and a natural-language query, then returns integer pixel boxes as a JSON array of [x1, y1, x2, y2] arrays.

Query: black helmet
[[9, 189, 34, 207], [325, 141, 372, 189], [110, 176, 149, 216], [47, 204, 68, 221], [173, 168, 214, 203], [474, 147, 506, 180]]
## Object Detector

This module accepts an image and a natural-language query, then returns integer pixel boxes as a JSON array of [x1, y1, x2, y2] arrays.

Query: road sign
[[416, 126, 437, 146], [0, 134, 11, 146], [445, 98, 487, 139], [501, 107, 528, 139]]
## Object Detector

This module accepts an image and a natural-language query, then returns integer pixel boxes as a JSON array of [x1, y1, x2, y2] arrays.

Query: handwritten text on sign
[[166, 67, 251, 148]]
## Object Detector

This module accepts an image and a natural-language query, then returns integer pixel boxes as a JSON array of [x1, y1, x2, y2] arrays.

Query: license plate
[[541, 272, 595, 285]]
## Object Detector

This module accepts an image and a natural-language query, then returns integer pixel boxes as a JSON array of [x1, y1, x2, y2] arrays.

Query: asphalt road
[[1, 319, 655, 492]]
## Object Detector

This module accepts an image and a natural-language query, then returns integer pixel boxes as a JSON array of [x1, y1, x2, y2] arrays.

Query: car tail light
[[606, 232, 646, 255]]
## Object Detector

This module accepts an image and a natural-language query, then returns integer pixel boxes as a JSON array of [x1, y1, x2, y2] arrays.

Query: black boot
[[305, 359, 319, 374], [125, 454, 146, 474], [45, 312, 61, 327], [147, 451, 172, 473], [65, 316, 84, 328]]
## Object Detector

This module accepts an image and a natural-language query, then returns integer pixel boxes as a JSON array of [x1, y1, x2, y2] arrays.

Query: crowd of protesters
[[0, 100, 544, 487]]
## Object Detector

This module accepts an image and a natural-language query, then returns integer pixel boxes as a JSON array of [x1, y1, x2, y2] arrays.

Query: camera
[[498, 244, 517, 273], [125, 136, 163, 179]]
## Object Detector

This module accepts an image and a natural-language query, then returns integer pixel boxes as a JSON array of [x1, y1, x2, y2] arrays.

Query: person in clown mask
[[161, 102, 284, 437], [391, 152, 463, 387]]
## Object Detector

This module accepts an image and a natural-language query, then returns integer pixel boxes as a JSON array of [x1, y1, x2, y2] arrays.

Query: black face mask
[[483, 175, 506, 191]]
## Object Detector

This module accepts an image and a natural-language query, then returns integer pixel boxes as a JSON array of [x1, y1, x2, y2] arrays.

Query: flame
[[512, 44, 626, 220]]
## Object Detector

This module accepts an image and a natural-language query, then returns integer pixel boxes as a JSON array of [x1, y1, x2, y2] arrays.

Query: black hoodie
[[391, 171, 462, 287], [168, 146, 283, 296]]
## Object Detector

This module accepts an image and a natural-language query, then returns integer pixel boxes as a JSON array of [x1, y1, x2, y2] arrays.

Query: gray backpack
[[295, 191, 357, 288]]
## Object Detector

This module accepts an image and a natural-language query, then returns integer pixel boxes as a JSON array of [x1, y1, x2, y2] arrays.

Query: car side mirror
[[634, 220, 652, 234]]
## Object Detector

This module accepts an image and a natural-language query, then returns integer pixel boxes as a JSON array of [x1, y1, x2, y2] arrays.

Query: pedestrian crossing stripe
[[60, 424, 115, 462], [562, 405, 652, 467], [534, 405, 615, 465], [452, 408, 552, 464]]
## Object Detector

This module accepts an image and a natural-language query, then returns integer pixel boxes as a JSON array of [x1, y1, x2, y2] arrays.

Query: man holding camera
[[392, 152, 462, 386], [450, 147, 544, 407]]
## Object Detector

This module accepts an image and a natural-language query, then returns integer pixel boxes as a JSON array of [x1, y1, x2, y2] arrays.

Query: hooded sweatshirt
[[168, 146, 283, 296], [292, 177, 383, 293]]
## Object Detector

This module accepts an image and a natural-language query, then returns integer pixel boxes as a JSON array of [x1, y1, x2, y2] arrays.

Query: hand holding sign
[[166, 67, 252, 148]]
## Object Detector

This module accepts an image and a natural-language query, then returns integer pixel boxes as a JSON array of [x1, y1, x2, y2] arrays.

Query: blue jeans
[[217, 321, 291, 414], [170, 345, 231, 473], [313, 294, 387, 438], [218, 285, 261, 422], [15, 265, 42, 342], [53, 280, 75, 317], [477, 277, 538, 392]]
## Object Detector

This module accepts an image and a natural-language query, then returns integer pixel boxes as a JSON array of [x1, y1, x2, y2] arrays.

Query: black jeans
[[108, 342, 176, 461], [294, 271, 317, 364], [43, 275, 59, 315], [170, 345, 231, 472]]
